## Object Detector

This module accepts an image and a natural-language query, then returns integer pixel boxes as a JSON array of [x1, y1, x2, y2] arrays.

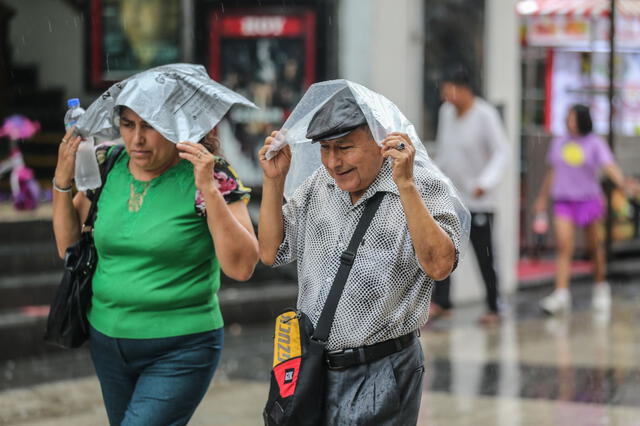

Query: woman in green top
[[52, 105, 259, 425]]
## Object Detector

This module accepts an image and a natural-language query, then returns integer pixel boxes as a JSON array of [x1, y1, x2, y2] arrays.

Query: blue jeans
[[89, 326, 223, 426]]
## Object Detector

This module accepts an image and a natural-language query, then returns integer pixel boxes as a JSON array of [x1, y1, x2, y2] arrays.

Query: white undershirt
[[434, 98, 509, 212]]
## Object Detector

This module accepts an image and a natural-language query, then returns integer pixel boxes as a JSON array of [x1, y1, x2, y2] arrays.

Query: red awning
[[517, 0, 640, 17]]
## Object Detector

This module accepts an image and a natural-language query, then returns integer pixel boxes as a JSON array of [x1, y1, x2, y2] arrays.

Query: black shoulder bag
[[263, 191, 385, 426], [44, 145, 124, 348]]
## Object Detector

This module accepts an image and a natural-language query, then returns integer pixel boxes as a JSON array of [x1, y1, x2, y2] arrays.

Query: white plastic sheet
[[265, 79, 471, 240], [75, 63, 257, 143]]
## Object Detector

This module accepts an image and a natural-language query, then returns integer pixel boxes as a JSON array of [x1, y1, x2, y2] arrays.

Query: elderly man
[[258, 85, 464, 424]]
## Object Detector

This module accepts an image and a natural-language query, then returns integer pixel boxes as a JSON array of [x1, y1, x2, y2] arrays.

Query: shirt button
[[326, 277, 331, 283]]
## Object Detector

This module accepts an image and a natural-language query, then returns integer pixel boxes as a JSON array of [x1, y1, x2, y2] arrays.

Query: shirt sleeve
[[477, 106, 509, 191], [418, 169, 465, 272], [593, 135, 615, 168], [194, 157, 251, 217], [271, 176, 314, 268]]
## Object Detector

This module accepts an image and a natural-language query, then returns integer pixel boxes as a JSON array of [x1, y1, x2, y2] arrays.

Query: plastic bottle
[[64, 98, 101, 190], [64, 98, 84, 130]]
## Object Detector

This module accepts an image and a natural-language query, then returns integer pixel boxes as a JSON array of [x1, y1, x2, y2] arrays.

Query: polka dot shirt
[[273, 159, 463, 351]]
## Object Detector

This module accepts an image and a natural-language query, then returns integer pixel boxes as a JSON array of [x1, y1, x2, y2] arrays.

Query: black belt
[[325, 331, 417, 370]]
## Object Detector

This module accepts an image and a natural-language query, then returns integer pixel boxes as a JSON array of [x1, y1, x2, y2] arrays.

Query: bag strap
[[83, 145, 125, 229], [312, 191, 386, 343]]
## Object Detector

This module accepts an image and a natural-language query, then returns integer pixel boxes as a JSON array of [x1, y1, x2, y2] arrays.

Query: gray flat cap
[[306, 87, 367, 142]]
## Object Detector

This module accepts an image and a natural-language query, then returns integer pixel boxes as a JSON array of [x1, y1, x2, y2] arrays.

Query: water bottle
[[64, 98, 84, 130], [64, 98, 102, 190]]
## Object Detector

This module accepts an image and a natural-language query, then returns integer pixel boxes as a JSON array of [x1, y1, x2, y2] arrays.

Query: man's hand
[[381, 132, 415, 190], [259, 131, 292, 180]]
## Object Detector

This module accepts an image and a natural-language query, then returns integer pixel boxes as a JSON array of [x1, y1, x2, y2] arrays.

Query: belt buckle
[[325, 348, 352, 370]]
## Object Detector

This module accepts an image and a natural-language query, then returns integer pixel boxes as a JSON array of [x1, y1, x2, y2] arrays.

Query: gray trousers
[[323, 339, 425, 425]]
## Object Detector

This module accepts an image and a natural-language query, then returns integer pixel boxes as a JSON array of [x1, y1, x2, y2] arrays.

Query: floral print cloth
[[194, 156, 251, 217]]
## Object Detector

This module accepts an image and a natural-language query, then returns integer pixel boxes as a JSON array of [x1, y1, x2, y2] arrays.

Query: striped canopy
[[517, 0, 640, 17]]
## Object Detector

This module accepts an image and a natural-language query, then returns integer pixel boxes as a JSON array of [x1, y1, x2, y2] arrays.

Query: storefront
[[86, 0, 336, 186], [518, 0, 640, 252]]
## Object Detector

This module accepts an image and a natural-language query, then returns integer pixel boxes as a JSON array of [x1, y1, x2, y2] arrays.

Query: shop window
[[423, 0, 485, 141]]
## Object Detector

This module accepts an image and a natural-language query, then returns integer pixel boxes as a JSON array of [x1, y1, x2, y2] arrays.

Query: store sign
[[526, 15, 640, 48], [221, 16, 305, 37], [527, 15, 591, 46]]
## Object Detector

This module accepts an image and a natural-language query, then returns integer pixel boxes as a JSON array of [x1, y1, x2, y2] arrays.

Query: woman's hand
[[54, 126, 83, 188], [533, 196, 547, 214], [259, 131, 291, 180], [381, 132, 415, 190], [177, 142, 217, 194]]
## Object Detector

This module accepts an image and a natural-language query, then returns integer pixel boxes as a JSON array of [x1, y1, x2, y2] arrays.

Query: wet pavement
[[2, 280, 640, 425]]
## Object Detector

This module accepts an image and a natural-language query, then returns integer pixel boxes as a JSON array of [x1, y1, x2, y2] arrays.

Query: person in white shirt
[[433, 68, 509, 325]]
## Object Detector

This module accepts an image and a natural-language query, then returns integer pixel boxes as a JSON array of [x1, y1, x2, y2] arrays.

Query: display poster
[[209, 11, 316, 185], [549, 50, 640, 136], [90, 0, 182, 87]]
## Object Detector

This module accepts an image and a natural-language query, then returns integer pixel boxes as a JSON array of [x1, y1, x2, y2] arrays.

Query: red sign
[[221, 15, 304, 37]]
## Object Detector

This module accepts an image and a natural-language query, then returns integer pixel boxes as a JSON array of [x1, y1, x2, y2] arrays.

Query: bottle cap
[[67, 98, 80, 108]]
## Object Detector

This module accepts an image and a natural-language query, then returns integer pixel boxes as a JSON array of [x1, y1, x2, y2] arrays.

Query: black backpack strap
[[83, 145, 125, 229], [312, 191, 386, 342]]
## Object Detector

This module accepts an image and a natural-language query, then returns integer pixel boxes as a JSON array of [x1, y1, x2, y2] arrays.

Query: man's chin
[[335, 180, 365, 195]]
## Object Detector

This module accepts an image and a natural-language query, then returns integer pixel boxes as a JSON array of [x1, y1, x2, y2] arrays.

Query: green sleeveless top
[[87, 147, 250, 339]]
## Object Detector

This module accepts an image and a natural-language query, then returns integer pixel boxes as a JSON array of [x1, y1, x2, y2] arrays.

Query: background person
[[432, 68, 509, 325], [535, 104, 626, 315]]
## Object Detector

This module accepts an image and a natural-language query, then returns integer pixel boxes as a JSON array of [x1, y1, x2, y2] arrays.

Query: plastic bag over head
[[75, 63, 258, 143], [265, 79, 470, 243]]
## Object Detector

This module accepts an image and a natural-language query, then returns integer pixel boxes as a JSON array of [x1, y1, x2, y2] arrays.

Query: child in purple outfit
[[535, 104, 626, 315]]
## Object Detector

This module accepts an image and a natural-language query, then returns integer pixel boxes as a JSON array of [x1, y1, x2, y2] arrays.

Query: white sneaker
[[540, 290, 571, 315], [592, 282, 612, 311]]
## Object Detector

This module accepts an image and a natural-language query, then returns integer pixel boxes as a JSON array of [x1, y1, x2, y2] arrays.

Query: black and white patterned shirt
[[274, 159, 463, 351]]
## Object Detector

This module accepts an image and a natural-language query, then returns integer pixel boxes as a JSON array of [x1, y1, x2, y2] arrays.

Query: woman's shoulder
[[86, 144, 125, 201], [551, 134, 570, 146], [95, 143, 125, 167]]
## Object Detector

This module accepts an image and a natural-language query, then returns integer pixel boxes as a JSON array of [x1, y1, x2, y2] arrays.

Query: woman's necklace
[[128, 181, 151, 212]]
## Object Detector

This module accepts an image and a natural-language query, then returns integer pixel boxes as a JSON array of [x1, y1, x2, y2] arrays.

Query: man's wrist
[[396, 180, 418, 195], [263, 175, 286, 189]]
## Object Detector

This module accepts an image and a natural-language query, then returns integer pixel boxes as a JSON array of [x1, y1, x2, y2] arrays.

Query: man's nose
[[326, 149, 342, 170]]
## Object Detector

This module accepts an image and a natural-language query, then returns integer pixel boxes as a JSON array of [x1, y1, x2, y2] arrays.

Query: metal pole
[[181, 0, 195, 63], [605, 0, 616, 263]]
